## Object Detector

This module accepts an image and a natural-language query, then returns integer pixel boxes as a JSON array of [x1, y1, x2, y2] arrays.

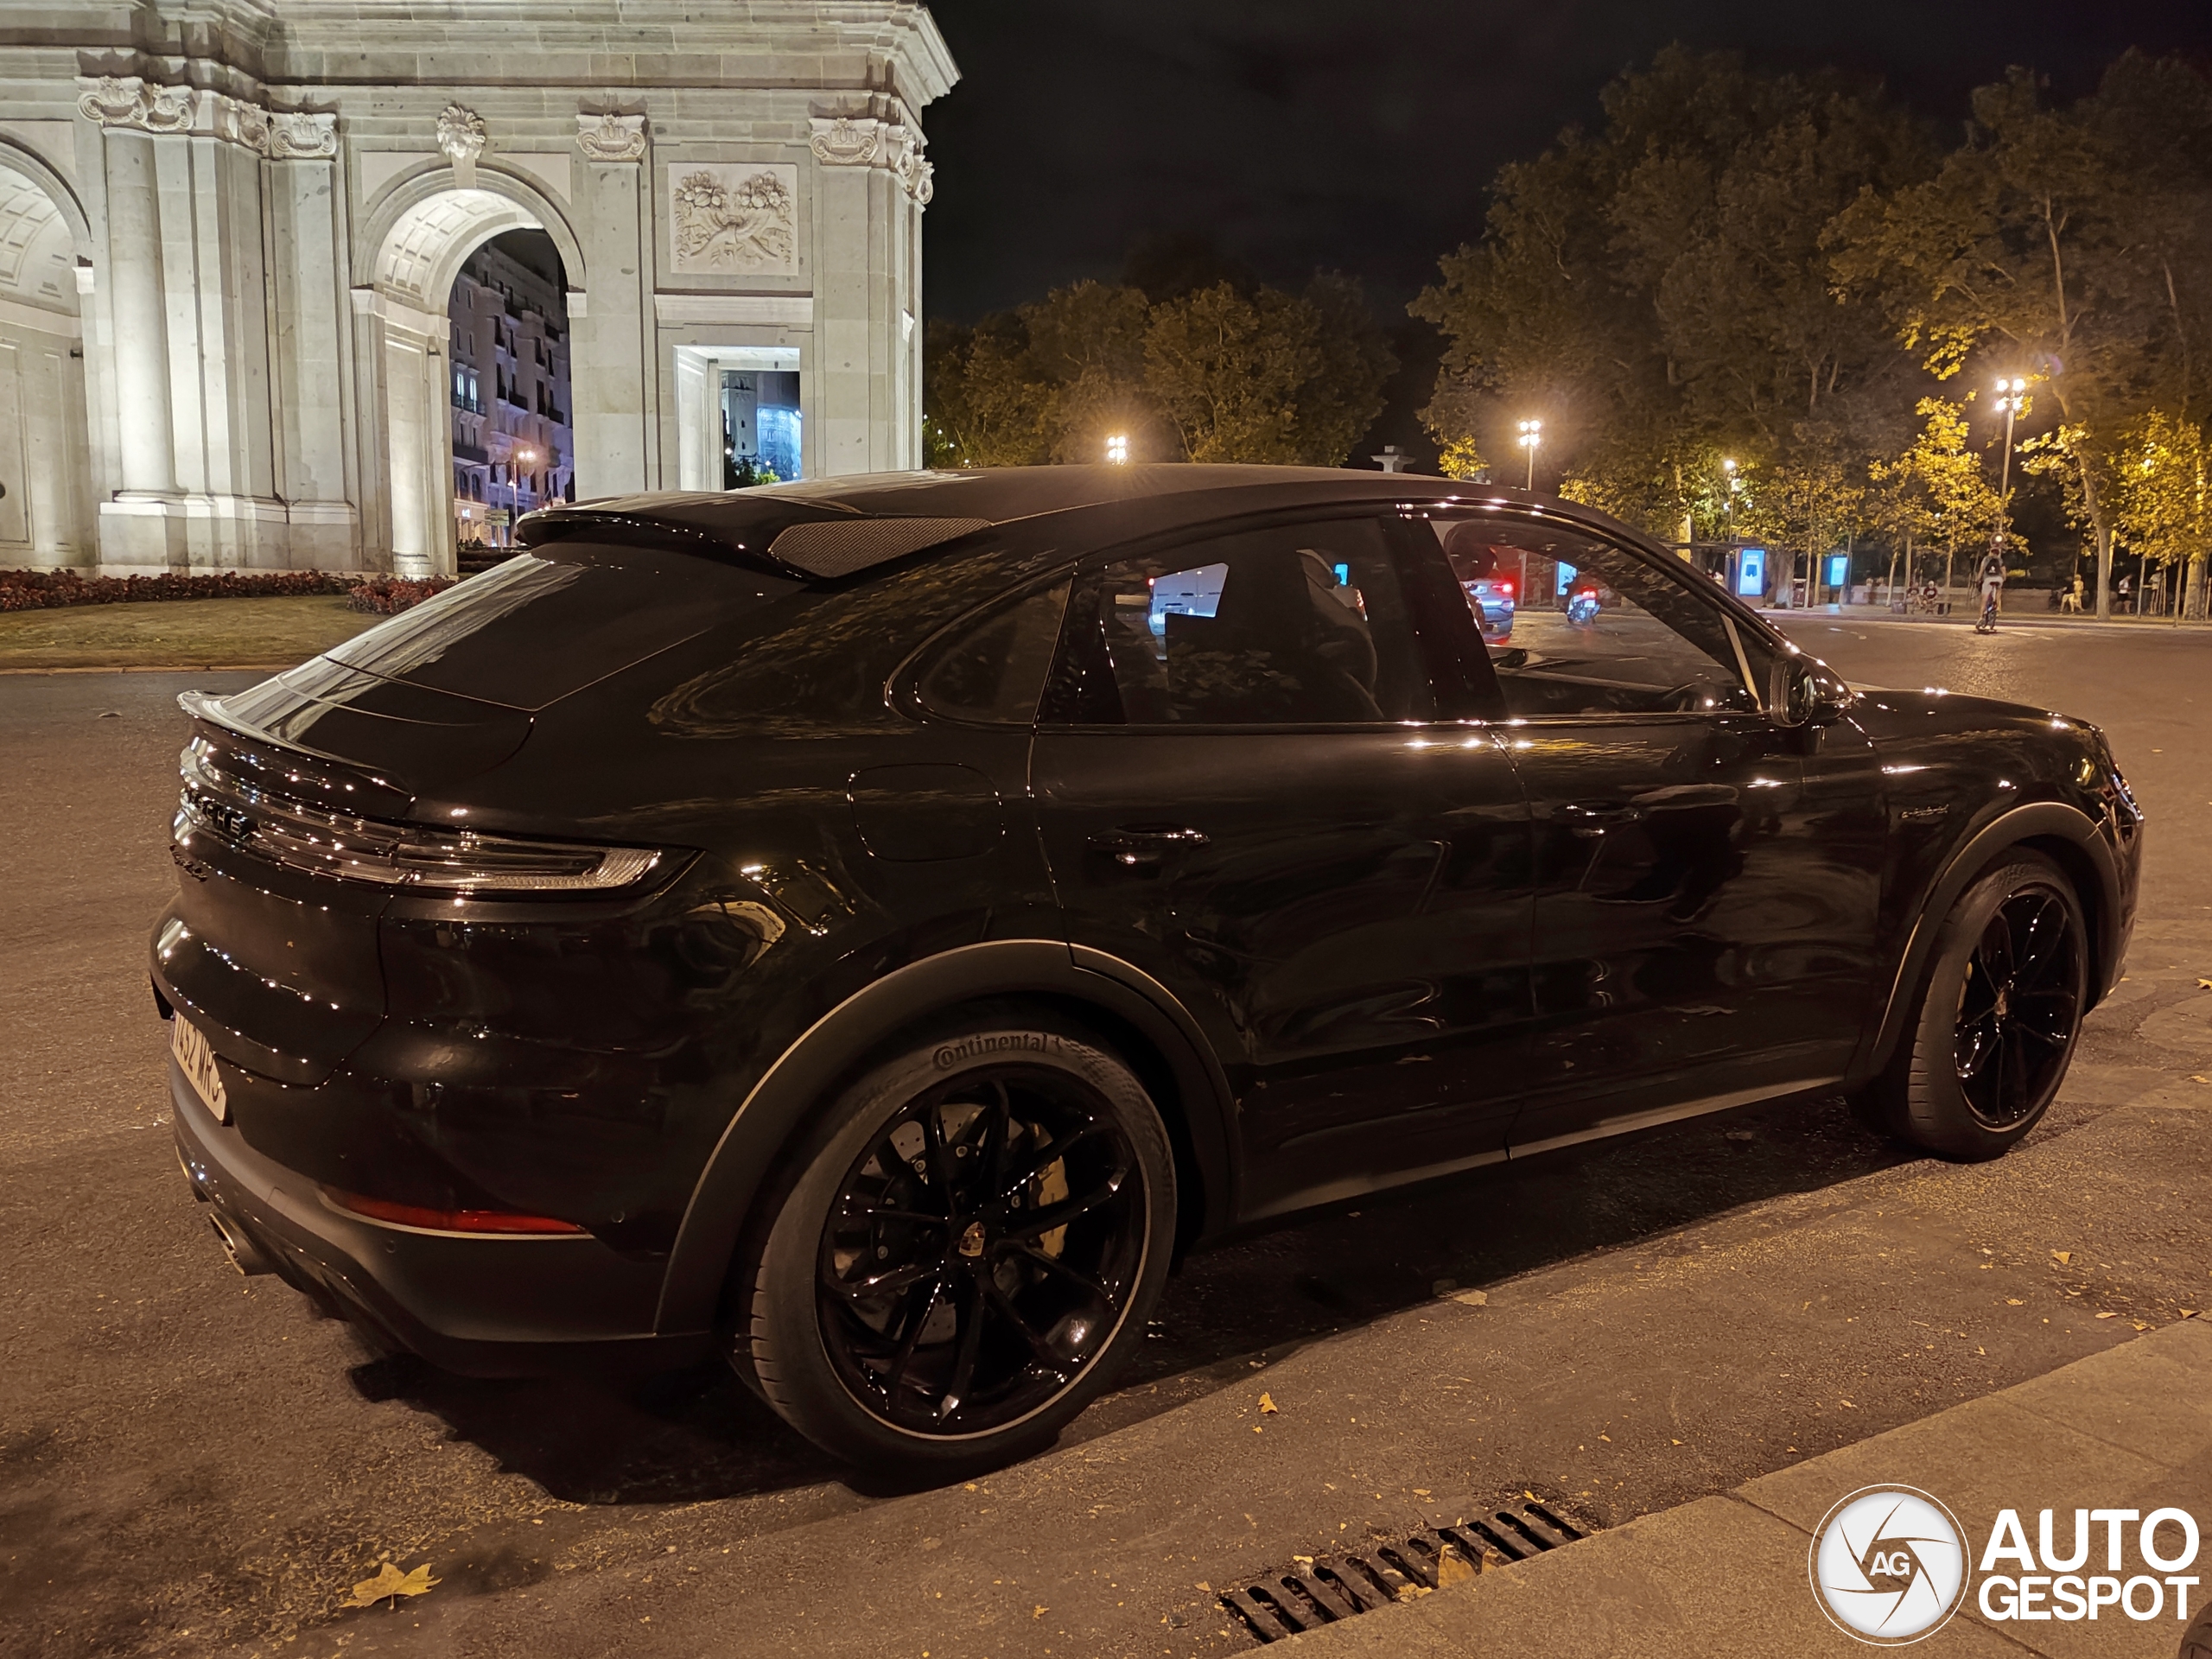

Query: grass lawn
[[0, 594, 382, 672]]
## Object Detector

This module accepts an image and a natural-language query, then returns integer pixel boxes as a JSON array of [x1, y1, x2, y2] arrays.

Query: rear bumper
[[168, 1060, 710, 1377]]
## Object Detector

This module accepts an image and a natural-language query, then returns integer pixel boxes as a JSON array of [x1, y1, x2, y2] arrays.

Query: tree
[[2109, 410, 2211, 616], [926, 275, 1391, 468], [1830, 57, 2212, 615], [1414, 48, 1929, 541], [1869, 397, 2004, 601]]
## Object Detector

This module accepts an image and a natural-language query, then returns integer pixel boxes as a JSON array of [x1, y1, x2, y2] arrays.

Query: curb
[[1277, 1318, 2212, 1656]]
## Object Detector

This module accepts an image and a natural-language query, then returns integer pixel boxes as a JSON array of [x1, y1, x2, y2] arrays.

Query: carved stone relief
[[669, 164, 798, 274], [575, 111, 647, 162], [435, 104, 487, 184]]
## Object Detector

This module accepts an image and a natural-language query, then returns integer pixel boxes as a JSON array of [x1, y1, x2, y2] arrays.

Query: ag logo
[[1810, 1486, 1970, 1644]]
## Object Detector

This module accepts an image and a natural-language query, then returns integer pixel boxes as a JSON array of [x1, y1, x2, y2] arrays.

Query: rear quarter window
[[912, 579, 1071, 725], [324, 545, 799, 710]]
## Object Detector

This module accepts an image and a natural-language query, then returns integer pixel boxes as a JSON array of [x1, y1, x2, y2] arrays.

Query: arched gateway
[[0, 2, 955, 576]]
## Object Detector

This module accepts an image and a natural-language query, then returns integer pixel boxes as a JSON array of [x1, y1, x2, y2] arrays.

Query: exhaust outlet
[[208, 1210, 274, 1276]]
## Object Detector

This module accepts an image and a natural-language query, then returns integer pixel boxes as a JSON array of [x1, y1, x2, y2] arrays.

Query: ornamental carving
[[267, 111, 339, 160], [575, 111, 646, 162], [210, 96, 270, 154], [807, 114, 932, 204], [808, 116, 878, 168], [77, 76, 196, 134], [435, 104, 487, 179], [670, 165, 797, 274]]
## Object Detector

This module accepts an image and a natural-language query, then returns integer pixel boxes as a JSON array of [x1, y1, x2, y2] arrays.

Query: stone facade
[[0, 1, 956, 576]]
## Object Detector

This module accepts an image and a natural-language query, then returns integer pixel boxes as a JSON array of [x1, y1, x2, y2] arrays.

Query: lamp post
[[508, 445, 537, 544], [1516, 419, 1541, 491], [1104, 434, 1128, 465], [1990, 378, 2027, 518]]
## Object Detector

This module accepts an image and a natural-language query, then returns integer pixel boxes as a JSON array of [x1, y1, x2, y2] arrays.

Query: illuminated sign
[[1737, 548, 1766, 597]]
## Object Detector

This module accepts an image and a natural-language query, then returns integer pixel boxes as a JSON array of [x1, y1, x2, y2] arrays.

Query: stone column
[[808, 113, 931, 476], [572, 111, 650, 497], [80, 81, 184, 568], [264, 112, 359, 568]]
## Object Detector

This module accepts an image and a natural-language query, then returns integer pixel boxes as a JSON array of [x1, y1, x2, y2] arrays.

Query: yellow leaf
[[2006, 1298, 2025, 1306], [2095, 1311, 2117, 1319], [2051, 1250, 2072, 1264], [1258, 1392, 1278, 1414], [342, 1561, 440, 1610], [1434, 1545, 1476, 1588], [2196, 979, 2212, 991], [1033, 1605, 1048, 1618]]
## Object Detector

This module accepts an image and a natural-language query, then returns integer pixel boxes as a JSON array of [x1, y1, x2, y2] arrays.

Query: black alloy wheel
[[740, 1020, 1176, 1474], [1953, 888, 2082, 1128], [817, 1068, 1144, 1434], [1859, 851, 2088, 1161]]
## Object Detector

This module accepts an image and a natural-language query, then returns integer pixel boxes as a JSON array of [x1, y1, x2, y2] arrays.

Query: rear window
[[324, 545, 800, 711]]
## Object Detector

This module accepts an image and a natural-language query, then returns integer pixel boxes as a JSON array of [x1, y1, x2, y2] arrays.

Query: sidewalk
[[1279, 1318, 2212, 1656], [1757, 602, 2211, 632]]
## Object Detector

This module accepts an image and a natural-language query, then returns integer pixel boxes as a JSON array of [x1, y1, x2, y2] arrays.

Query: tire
[[1863, 851, 2088, 1161], [738, 1017, 1177, 1477]]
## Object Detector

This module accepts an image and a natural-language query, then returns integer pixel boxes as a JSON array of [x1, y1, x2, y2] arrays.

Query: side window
[[1041, 518, 1433, 726], [913, 579, 1071, 725], [1427, 516, 1764, 718]]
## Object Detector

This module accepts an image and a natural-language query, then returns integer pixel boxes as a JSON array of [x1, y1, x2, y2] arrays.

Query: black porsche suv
[[156, 466, 2141, 1473]]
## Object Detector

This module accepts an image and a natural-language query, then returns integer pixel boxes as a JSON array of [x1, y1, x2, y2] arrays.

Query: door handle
[[1557, 801, 1645, 833], [1085, 825, 1211, 868]]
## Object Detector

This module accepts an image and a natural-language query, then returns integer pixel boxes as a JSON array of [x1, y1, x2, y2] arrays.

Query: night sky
[[920, 0, 2212, 323]]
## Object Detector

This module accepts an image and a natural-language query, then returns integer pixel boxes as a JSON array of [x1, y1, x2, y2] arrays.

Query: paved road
[[3, 619, 2209, 1659]]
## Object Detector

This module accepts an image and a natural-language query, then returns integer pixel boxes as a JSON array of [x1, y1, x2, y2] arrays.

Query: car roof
[[523, 466, 1614, 582]]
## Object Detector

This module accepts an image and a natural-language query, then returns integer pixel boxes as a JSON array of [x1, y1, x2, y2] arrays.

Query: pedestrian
[[2060, 573, 2083, 613], [2117, 572, 2133, 613], [1974, 548, 2005, 633]]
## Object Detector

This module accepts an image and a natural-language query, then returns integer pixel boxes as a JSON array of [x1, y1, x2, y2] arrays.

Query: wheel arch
[[652, 939, 1238, 1336], [1863, 801, 2120, 1079]]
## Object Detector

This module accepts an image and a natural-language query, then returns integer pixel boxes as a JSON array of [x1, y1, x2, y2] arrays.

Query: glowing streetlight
[[505, 444, 538, 544], [1516, 419, 1542, 491], [1104, 434, 1129, 465], [1721, 456, 1740, 541], [1990, 378, 2028, 506]]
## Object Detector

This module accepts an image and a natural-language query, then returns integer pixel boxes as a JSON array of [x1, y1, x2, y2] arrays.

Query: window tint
[[1427, 516, 1761, 718], [323, 544, 800, 711], [1043, 518, 1432, 726], [914, 579, 1071, 724]]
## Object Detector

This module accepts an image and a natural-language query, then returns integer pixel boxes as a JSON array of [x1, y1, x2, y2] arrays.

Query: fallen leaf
[[2181, 1310, 2198, 1319], [1451, 1288, 1489, 1307], [2133, 1322, 2150, 1332], [1258, 1392, 1278, 1414], [1033, 1605, 1048, 1619], [2095, 1311, 2117, 1319], [342, 1562, 440, 1610], [2192, 1077, 2212, 1086], [1395, 1583, 1433, 1601], [1434, 1545, 1476, 1588], [1840, 1400, 1856, 1408], [2197, 979, 2212, 991], [1598, 1433, 1611, 1442], [1195, 1582, 1211, 1593], [2006, 1298, 2025, 1306], [1412, 1489, 1431, 1497], [2052, 1250, 2073, 1264]]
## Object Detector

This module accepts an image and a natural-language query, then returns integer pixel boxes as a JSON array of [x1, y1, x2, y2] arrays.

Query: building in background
[[448, 232, 572, 553], [0, 1, 953, 576]]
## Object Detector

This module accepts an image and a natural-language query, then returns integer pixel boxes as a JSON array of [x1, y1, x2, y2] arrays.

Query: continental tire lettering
[[932, 1032, 1059, 1070]]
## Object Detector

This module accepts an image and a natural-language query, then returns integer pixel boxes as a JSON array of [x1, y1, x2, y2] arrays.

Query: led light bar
[[175, 737, 663, 895], [323, 1187, 588, 1235]]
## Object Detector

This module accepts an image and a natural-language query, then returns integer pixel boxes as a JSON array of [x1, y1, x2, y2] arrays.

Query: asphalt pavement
[[2, 617, 2209, 1659]]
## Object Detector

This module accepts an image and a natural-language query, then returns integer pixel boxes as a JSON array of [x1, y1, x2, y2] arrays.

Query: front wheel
[[738, 1020, 1176, 1476], [1862, 852, 2088, 1160]]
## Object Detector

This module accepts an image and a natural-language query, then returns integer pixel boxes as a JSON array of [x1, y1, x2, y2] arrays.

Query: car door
[[1030, 510, 1533, 1219], [1421, 508, 1885, 1154]]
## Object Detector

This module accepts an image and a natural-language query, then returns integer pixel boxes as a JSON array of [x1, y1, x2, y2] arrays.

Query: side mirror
[[1770, 656, 1851, 727]]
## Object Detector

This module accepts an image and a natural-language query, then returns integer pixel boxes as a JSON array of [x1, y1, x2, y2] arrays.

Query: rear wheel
[[739, 1019, 1175, 1476], [1861, 852, 2087, 1161]]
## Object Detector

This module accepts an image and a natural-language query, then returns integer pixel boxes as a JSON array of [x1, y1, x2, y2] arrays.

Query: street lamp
[[1990, 378, 2028, 506], [1721, 457, 1739, 538], [1516, 419, 1541, 491], [1104, 434, 1129, 465], [507, 445, 537, 544]]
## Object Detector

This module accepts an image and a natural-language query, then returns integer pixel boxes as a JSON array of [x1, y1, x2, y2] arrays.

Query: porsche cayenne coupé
[[156, 466, 2141, 1473]]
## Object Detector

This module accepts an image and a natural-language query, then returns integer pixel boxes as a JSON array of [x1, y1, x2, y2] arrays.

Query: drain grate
[[1219, 1497, 1593, 1643]]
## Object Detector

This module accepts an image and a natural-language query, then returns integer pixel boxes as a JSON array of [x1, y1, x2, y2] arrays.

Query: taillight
[[324, 1187, 588, 1235], [1498, 581, 1514, 595], [176, 737, 666, 895]]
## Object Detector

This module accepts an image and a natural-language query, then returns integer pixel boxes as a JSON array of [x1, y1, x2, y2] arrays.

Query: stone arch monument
[[0, 1, 956, 575]]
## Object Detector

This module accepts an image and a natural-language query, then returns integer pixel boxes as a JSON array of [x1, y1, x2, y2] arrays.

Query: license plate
[[170, 1014, 228, 1123]]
